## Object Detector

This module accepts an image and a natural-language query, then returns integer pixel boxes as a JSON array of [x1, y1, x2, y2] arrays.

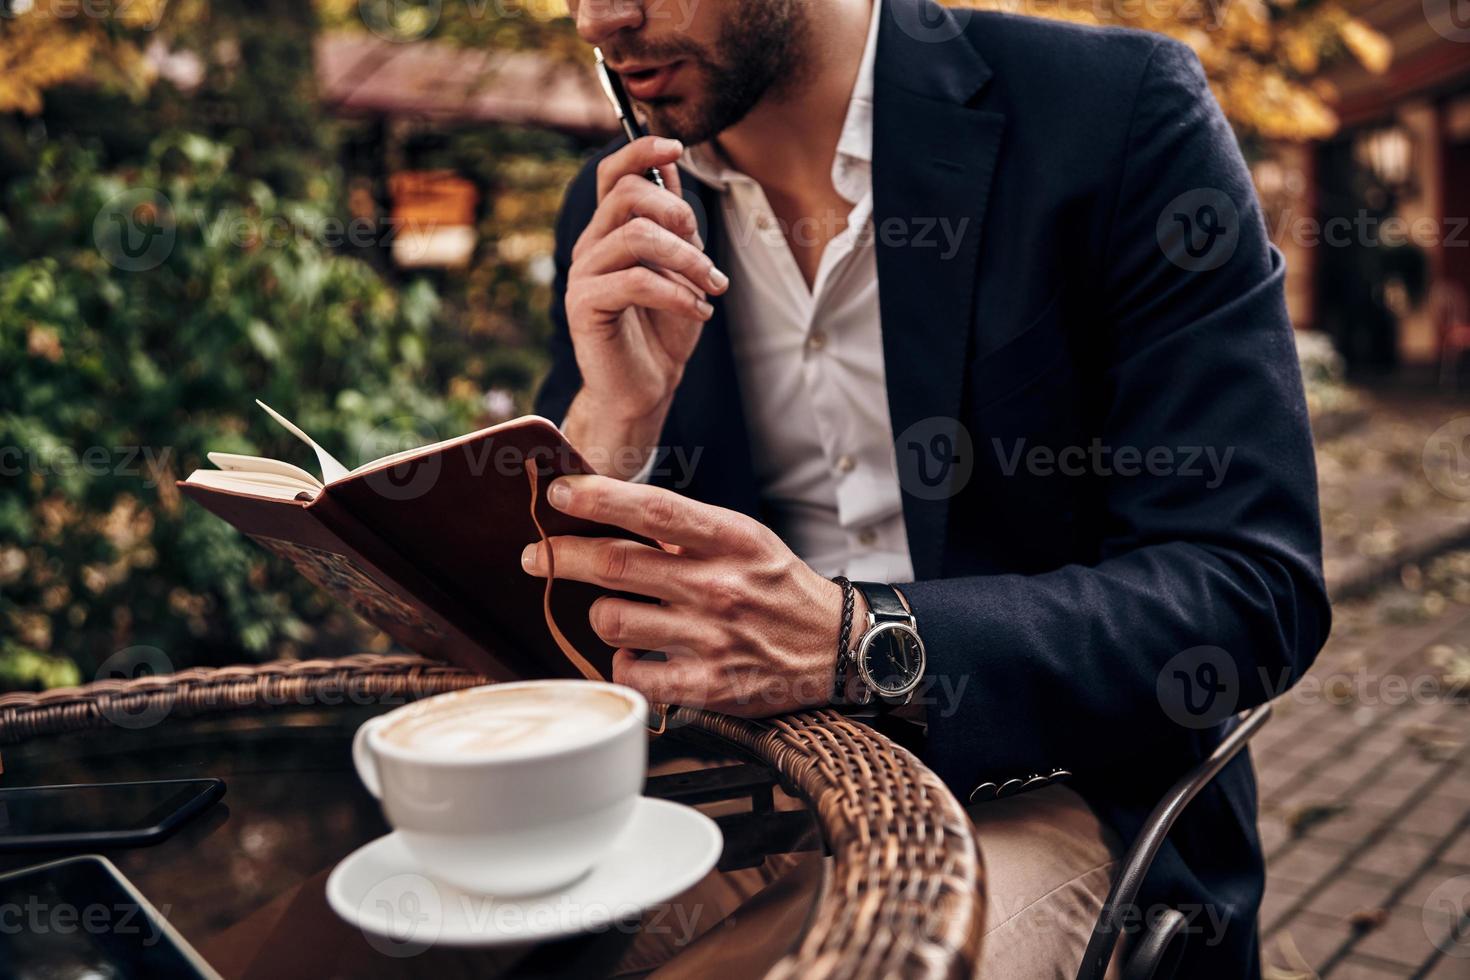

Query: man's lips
[[616, 60, 685, 101]]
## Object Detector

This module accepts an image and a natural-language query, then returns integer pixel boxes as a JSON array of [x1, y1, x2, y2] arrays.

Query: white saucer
[[326, 796, 722, 950]]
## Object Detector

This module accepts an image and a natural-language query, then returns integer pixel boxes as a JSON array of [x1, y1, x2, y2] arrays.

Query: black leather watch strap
[[851, 581, 909, 622]]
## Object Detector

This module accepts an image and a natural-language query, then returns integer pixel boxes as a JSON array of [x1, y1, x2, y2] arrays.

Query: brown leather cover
[[178, 417, 637, 680]]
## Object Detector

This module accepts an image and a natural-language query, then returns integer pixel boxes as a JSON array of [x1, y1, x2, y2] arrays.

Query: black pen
[[594, 46, 667, 190]]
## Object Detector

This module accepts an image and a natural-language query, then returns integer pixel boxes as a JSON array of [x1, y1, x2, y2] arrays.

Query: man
[[528, 0, 1331, 975]]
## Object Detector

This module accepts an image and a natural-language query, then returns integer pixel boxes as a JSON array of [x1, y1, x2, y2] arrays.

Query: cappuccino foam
[[380, 685, 632, 756]]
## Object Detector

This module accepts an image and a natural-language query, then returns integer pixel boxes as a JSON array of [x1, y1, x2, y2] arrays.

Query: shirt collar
[[681, 0, 881, 203]]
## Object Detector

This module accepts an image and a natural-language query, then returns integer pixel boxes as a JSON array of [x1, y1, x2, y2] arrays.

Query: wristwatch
[[835, 581, 927, 706]]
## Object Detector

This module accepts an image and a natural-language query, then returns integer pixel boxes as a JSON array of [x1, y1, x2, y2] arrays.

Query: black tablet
[[0, 854, 218, 978]]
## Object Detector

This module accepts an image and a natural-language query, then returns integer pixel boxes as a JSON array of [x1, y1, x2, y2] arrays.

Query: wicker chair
[[0, 654, 984, 980], [1074, 703, 1273, 980]]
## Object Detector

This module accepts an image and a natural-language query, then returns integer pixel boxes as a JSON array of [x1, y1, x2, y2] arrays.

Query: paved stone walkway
[[1258, 389, 1470, 978]]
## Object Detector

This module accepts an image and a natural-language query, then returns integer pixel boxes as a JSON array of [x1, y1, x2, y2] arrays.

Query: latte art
[[380, 685, 633, 756]]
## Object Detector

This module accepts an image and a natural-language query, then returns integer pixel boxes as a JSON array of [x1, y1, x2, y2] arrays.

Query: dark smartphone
[[0, 854, 218, 978], [0, 778, 225, 852]]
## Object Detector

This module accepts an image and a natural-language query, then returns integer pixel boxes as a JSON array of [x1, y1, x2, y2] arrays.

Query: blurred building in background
[[1265, 0, 1470, 379]]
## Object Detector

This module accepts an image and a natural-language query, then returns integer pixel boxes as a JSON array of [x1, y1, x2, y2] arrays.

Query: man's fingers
[[579, 218, 727, 296], [579, 174, 701, 254], [595, 135, 685, 200], [521, 536, 686, 598], [588, 597, 711, 651], [570, 267, 713, 323], [611, 647, 714, 708], [546, 475, 758, 554]]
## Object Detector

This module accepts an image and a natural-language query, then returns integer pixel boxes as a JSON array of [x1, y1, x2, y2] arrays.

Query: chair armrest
[[1073, 703, 1273, 980]]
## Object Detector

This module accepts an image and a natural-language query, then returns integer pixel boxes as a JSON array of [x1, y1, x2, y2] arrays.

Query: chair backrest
[[1074, 704, 1273, 980]]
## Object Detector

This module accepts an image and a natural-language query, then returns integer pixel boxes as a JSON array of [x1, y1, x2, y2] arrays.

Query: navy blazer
[[537, 2, 1331, 975]]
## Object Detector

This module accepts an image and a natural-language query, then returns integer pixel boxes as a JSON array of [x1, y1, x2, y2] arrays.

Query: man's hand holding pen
[[560, 136, 729, 480]]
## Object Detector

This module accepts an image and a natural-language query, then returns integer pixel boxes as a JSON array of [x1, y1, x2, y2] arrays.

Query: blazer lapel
[[873, 0, 1004, 580]]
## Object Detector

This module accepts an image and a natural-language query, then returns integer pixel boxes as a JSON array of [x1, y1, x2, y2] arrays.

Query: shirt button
[[757, 213, 775, 231], [858, 528, 878, 547], [807, 330, 828, 352], [836, 454, 856, 474]]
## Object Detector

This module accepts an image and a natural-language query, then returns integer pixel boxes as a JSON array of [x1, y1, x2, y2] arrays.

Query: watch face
[[858, 623, 925, 698]]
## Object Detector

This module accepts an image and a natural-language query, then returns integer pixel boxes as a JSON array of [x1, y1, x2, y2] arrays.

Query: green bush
[[0, 132, 482, 688]]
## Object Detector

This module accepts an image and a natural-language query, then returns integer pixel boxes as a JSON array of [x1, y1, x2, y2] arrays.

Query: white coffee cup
[[351, 679, 649, 896]]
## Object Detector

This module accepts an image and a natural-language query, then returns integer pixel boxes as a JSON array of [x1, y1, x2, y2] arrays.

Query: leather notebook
[[178, 402, 637, 681]]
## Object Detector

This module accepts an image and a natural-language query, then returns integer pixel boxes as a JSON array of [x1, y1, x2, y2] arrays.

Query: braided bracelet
[[831, 575, 855, 704]]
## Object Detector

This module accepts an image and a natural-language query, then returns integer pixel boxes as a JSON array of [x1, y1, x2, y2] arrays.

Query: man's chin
[[642, 101, 720, 148]]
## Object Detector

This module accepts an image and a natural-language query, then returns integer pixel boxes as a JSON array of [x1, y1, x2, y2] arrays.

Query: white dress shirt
[[678, 0, 913, 582]]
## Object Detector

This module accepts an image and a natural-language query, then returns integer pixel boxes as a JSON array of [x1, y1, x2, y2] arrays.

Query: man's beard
[[609, 1, 811, 146]]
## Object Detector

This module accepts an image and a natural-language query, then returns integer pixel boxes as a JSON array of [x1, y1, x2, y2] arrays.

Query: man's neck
[[713, 0, 872, 205]]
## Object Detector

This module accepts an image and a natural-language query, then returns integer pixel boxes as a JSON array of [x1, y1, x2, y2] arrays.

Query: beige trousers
[[967, 784, 1123, 979], [633, 782, 1122, 978]]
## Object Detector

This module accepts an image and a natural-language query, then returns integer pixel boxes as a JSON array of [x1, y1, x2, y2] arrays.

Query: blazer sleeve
[[903, 38, 1332, 793]]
